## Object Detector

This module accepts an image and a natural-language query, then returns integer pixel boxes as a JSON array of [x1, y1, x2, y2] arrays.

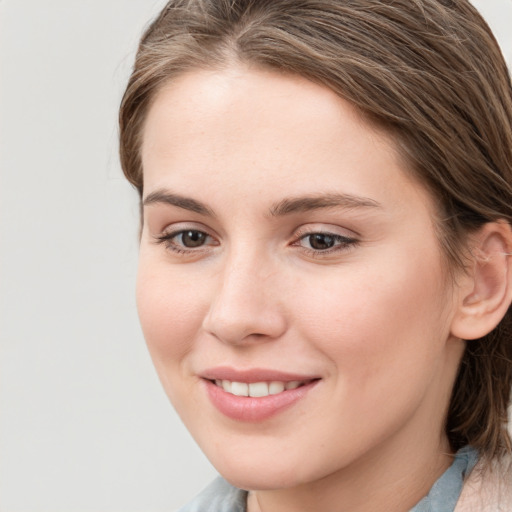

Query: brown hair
[[119, 0, 512, 461]]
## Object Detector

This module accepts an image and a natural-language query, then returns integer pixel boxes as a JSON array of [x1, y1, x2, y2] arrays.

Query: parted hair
[[119, 0, 512, 461]]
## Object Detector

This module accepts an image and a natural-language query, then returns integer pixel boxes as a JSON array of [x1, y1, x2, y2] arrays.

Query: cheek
[[292, 252, 452, 381], [135, 258, 207, 369]]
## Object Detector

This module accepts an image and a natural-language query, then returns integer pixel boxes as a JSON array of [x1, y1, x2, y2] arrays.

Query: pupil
[[309, 234, 335, 250], [182, 231, 206, 247]]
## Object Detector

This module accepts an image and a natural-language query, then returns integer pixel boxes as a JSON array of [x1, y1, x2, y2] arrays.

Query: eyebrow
[[269, 193, 381, 216], [142, 189, 381, 217], [143, 189, 215, 217]]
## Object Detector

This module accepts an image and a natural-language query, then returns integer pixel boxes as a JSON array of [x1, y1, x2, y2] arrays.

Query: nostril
[[202, 304, 287, 346]]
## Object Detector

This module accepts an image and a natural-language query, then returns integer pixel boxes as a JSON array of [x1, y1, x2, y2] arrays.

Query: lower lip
[[203, 379, 319, 422]]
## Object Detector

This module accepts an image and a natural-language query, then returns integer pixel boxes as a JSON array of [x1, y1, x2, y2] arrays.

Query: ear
[[450, 221, 512, 341]]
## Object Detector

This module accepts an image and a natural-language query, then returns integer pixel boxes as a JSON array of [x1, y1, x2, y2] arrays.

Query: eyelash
[[154, 228, 359, 257], [154, 229, 217, 254], [292, 230, 359, 257]]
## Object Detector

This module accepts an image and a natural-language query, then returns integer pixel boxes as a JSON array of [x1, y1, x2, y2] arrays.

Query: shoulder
[[455, 456, 512, 512], [176, 476, 247, 512]]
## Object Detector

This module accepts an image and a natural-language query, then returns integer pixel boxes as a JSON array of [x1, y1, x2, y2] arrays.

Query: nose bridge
[[202, 243, 286, 345]]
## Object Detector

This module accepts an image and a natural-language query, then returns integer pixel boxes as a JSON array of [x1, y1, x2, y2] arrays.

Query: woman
[[119, 1, 512, 510]]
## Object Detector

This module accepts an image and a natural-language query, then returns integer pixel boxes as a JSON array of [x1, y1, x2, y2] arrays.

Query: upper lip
[[200, 366, 320, 383]]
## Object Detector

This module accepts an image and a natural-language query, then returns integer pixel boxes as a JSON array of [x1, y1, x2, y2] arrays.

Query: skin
[[138, 66, 467, 512]]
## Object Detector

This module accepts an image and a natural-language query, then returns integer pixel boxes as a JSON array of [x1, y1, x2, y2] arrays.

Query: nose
[[202, 253, 287, 346]]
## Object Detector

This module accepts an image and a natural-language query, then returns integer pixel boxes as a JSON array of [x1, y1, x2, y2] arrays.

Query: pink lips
[[201, 367, 320, 422]]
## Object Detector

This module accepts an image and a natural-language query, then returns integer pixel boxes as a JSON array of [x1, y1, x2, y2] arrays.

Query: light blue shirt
[[411, 446, 478, 512], [178, 446, 479, 512]]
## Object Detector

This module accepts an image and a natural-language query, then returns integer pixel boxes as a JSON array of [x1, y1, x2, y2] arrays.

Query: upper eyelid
[[158, 222, 216, 237], [293, 223, 359, 239], [293, 232, 358, 247], [153, 229, 218, 254], [157, 227, 216, 242]]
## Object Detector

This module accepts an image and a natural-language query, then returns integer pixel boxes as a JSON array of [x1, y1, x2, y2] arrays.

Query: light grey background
[[1, 1, 511, 511]]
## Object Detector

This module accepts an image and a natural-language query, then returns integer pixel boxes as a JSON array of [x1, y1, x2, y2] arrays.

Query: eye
[[304, 233, 338, 251], [154, 228, 217, 254], [294, 230, 358, 255], [176, 230, 209, 248]]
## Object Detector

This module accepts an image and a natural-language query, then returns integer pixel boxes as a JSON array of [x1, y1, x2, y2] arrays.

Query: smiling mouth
[[209, 379, 316, 397], [203, 374, 321, 421]]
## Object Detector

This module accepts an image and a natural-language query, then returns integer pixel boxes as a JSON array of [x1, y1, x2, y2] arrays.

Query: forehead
[[142, 66, 389, 162], [140, 66, 431, 217]]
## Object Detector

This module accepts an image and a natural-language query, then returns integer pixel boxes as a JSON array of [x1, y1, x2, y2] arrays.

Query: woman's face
[[138, 67, 465, 491]]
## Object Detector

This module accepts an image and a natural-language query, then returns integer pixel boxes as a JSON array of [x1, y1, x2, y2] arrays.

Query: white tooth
[[215, 380, 222, 387], [249, 382, 269, 397], [269, 381, 285, 395], [285, 381, 301, 390], [222, 380, 232, 393], [231, 381, 249, 397]]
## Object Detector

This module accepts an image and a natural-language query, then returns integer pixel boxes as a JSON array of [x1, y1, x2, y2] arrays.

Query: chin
[[218, 462, 309, 492], [200, 439, 336, 492]]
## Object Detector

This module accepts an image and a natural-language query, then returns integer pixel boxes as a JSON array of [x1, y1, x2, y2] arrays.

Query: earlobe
[[450, 221, 512, 341]]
